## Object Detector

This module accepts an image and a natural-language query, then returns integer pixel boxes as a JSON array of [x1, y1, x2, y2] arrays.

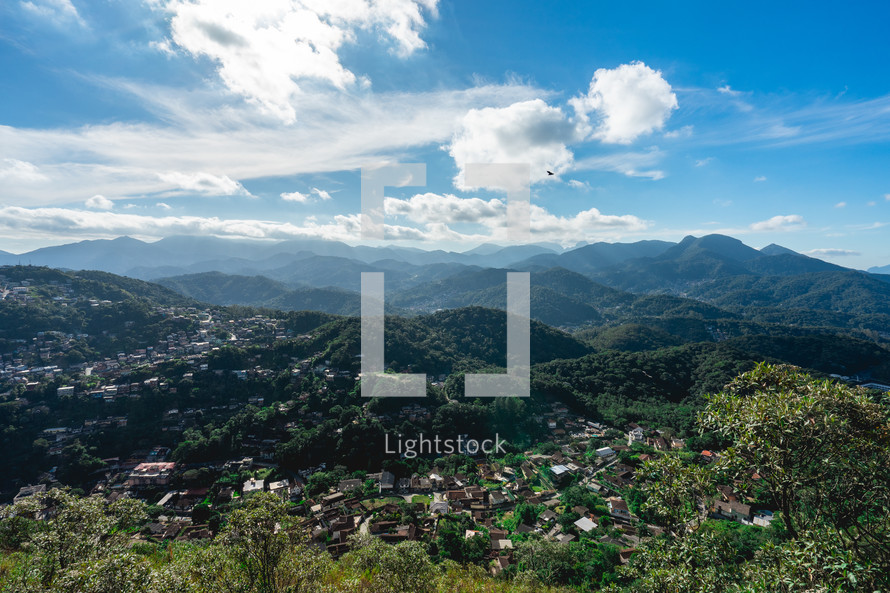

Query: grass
[[411, 495, 431, 505], [362, 496, 405, 510]]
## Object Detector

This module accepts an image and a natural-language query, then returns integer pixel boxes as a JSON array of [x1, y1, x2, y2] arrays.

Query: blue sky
[[1, 0, 888, 267]]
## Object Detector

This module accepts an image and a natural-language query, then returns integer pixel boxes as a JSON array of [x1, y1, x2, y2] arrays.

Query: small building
[[268, 480, 290, 498], [13, 484, 46, 503], [753, 510, 775, 527], [608, 497, 631, 521], [574, 517, 597, 532], [128, 462, 176, 488], [338, 479, 363, 493], [378, 471, 395, 492], [714, 500, 752, 523], [243, 478, 265, 494]]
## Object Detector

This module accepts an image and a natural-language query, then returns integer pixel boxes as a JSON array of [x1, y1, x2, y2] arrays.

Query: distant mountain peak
[[760, 243, 798, 256], [660, 233, 762, 262]]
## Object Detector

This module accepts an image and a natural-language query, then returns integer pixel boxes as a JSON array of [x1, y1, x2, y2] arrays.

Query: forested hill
[[4, 264, 890, 441]]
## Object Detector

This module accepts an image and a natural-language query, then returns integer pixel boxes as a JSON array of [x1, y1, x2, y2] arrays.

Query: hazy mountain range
[[4, 233, 888, 334], [6, 233, 884, 282]]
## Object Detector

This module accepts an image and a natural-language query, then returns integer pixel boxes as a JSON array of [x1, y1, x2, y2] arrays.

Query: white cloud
[[0, 201, 649, 247], [449, 99, 576, 188], [382, 193, 649, 245], [529, 204, 649, 242], [153, 0, 438, 122], [663, 125, 693, 139], [689, 91, 890, 148], [0, 81, 541, 206], [157, 171, 252, 196], [85, 195, 113, 210], [20, 0, 87, 28], [834, 201, 846, 208], [567, 179, 590, 190], [749, 214, 806, 232], [717, 85, 742, 97], [575, 149, 666, 180], [694, 157, 713, 167], [281, 191, 310, 203], [311, 187, 332, 200], [386, 192, 504, 224], [571, 62, 678, 144], [868, 201, 877, 206], [0, 159, 48, 182], [156, 202, 172, 210], [0, 205, 362, 243], [805, 248, 860, 257], [281, 187, 333, 203], [885, 193, 890, 201], [846, 222, 886, 230], [753, 176, 767, 182], [716, 85, 754, 112]]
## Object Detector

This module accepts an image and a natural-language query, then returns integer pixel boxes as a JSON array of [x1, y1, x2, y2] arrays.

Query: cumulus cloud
[[382, 193, 648, 244], [20, 0, 87, 28], [281, 187, 333, 203], [567, 179, 591, 190], [0, 205, 362, 243], [571, 62, 678, 144], [0, 81, 542, 206], [156, 202, 172, 210], [834, 201, 846, 208], [158, 171, 252, 196], [0, 195, 649, 247], [85, 195, 113, 210], [152, 0, 438, 122], [281, 191, 310, 203], [749, 214, 806, 232], [449, 99, 576, 188], [386, 192, 504, 224], [530, 204, 648, 239], [0, 159, 48, 182], [805, 248, 860, 257]]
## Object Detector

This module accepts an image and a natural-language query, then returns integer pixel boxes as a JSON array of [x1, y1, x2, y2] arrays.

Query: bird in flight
[[546, 170, 554, 176]]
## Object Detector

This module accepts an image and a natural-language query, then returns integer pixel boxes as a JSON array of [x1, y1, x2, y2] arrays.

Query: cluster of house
[[8, 408, 779, 569], [0, 272, 325, 396]]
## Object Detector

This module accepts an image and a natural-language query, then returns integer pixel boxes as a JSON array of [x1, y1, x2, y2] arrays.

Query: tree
[[636, 455, 715, 533], [741, 530, 883, 592], [619, 530, 741, 593], [343, 533, 435, 593], [699, 363, 890, 562], [191, 503, 212, 525], [219, 492, 302, 593], [514, 538, 576, 586], [613, 364, 890, 592], [0, 488, 147, 589]]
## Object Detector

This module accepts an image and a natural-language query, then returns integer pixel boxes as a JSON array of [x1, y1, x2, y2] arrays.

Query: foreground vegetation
[[1, 364, 887, 592]]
